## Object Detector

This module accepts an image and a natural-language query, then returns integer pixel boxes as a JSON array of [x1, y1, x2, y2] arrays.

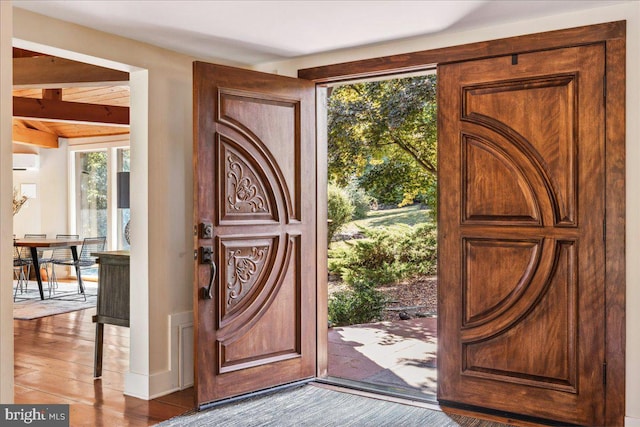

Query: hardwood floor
[[14, 307, 194, 426]]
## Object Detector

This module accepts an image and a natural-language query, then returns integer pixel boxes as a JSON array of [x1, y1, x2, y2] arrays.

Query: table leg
[[30, 247, 45, 300], [94, 321, 104, 378], [70, 246, 85, 295]]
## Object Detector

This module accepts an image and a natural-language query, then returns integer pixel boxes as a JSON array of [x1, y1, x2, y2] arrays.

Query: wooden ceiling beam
[[14, 56, 129, 87], [42, 89, 62, 100], [12, 125, 59, 148], [13, 47, 48, 58], [14, 97, 130, 126], [15, 119, 55, 134]]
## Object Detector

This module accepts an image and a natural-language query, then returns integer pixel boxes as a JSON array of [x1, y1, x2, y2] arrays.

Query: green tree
[[327, 184, 354, 243], [328, 75, 437, 207], [79, 151, 108, 237], [84, 152, 108, 210]]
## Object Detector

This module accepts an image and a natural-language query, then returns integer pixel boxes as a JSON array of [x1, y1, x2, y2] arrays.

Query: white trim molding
[[626, 416, 640, 427], [125, 311, 194, 400], [170, 311, 194, 390]]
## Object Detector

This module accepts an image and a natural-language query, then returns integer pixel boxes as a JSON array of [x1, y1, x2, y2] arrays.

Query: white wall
[[0, 0, 14, 404], [8, 7, 217, 399], [12, 142, 68, 237], [254, 2, 640, 423]]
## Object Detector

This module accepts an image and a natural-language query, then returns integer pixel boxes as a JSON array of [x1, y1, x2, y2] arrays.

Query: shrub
[[420, 178, 437, 221], [397, 223, 438, 276], [335, 223, 437, 287], [328, 244, 351, 275], [340, 227, 404, 285], [328, 279, 387, 326], [327, 184, 354, 243], [346, 182, 374, 220]]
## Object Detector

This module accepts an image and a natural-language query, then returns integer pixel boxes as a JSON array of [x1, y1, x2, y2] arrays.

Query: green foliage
[[328, 75, 437, 206], [352, 204, 431, 228], [78, 151, 108, 238], [358, 158, 434, 206], [327, 184, 354, 243], [397, 223, 438, 276], [422, 178, 437, 221], [328, 279, 387, 326], [81, 151, 108, 209], [346, 181, 374, 220], [340, 227, 404, 285], [331, 223, 437, 287]]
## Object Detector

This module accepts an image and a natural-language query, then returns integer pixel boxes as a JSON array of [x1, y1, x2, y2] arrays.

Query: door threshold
[[198, 378, 313, 411], [316, 376, 438, 407]]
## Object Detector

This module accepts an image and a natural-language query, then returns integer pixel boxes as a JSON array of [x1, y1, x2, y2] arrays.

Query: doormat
[[13, 281, 97, 320], [155, 383, 515, 427]]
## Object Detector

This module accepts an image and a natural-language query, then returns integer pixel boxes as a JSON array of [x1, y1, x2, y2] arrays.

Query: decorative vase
[[124, 220, 131, 245]]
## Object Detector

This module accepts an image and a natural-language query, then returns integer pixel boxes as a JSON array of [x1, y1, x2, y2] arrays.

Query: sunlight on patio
[[328, 317, 437, 396]]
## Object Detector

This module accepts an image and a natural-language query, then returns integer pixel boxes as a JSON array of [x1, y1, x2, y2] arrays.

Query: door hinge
[[603, 362, 607, 385]]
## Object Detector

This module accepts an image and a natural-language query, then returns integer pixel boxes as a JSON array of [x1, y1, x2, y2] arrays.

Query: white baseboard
[[125, 369, 178, 400], [124, 371, 150, 399], [626, 416, 640, 427], [124, 311, 194, 400]]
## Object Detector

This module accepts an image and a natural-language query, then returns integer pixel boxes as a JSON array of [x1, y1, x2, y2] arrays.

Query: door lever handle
[[200, 246, 216, 300], [202, 260, 216, 300]]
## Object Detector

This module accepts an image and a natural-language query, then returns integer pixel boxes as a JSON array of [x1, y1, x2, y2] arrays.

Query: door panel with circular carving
[[194, 63, 316, 405], [438, 45, 605, 425]]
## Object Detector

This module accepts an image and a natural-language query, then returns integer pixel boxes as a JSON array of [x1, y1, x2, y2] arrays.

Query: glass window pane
[[76, 151, 108, 238], [75, 151, 108, 278]]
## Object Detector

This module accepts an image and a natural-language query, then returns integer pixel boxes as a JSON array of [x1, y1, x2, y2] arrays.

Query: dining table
[[13, 237, 83, 300]]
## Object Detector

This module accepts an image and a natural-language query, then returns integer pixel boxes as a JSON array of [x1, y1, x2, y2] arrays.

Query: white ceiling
[[13, 0, 627, 65]]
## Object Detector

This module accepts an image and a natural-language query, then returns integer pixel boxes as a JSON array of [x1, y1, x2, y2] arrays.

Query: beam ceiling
[[12, 48, 130, 147], [14, 97, 130, 126], [14, 55, 128, 88]]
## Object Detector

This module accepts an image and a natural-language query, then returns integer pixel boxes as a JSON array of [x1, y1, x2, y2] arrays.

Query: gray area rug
[[156, 384, 514, 427], [13, 281, 97, 320]]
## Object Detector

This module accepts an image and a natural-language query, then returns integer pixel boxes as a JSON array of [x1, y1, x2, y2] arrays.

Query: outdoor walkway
[[327, 316, 437, 397]]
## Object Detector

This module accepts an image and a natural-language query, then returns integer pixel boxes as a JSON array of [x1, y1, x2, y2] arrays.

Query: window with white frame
[[68, 139, 130, 257]]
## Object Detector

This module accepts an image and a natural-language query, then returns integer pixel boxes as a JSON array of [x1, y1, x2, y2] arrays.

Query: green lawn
[[342, 204, 432, 233]]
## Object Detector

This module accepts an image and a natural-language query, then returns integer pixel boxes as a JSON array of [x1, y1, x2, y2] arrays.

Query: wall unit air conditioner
[[12, 153, 40, 170]]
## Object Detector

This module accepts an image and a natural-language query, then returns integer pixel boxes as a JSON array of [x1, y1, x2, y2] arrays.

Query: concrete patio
[[327, 316, 437, 397]]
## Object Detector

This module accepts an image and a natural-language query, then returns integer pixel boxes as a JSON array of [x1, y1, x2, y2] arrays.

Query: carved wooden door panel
[[193, 62, 316, 406], [437, 45, 606, 425]]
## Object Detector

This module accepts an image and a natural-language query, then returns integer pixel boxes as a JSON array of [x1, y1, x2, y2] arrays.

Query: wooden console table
[[92, 250, 130, 378]]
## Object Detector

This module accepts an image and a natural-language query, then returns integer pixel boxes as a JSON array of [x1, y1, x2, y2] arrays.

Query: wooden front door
[[437, 44, 606, 425], [193, 62, 316, 407]]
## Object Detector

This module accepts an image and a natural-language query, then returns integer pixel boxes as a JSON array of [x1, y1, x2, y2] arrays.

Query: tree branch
[[390, 134, 437, 174]]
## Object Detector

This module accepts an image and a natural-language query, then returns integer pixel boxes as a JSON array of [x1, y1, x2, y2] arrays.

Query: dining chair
[[41, 234, 79, 291], [13, 247, 30, 299], [19, 234, 46, 286], [52, 236, 106, 301]]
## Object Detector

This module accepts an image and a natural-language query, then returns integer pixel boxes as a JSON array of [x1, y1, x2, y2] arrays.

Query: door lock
[[199, 222, 213, 239], [200, 246, 213, 264]]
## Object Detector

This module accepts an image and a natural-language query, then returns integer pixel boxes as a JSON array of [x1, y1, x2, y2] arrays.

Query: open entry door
[[437, 45, 606, 425], [193, 62, 317, 407]]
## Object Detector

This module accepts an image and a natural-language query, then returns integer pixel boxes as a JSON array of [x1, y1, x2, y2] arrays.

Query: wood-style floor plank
[[14, 307, 194, 426]]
